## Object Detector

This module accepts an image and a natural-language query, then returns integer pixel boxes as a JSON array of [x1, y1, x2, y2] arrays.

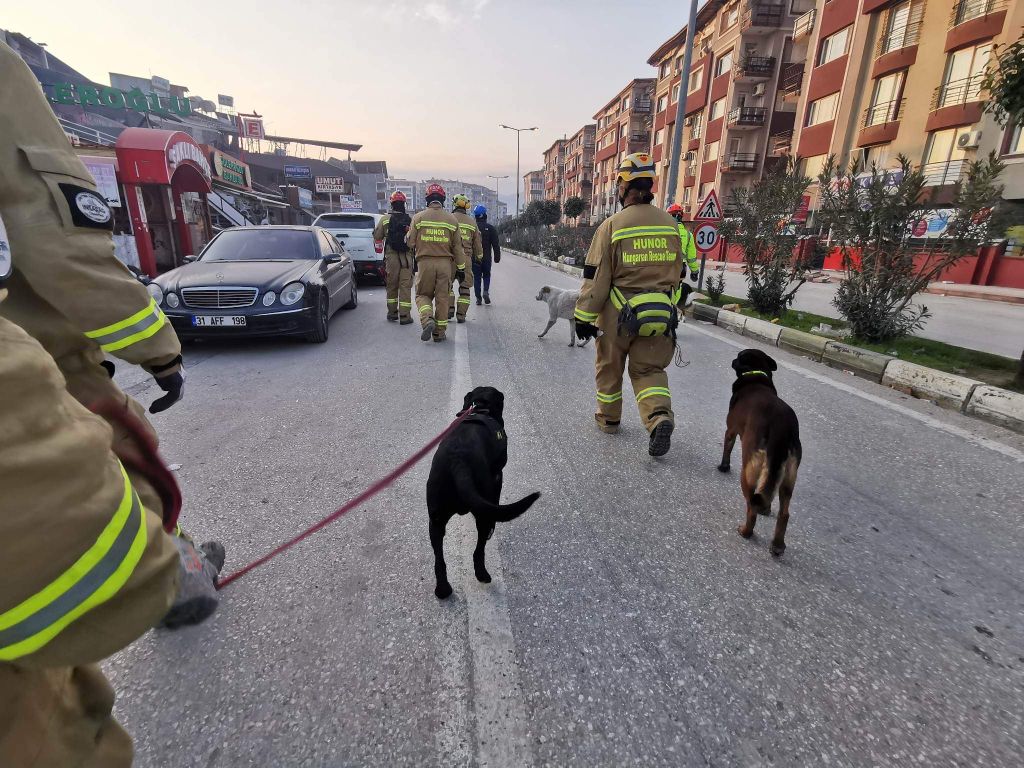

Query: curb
[[923, 286, 1024, 305], [511, 251, 1024, 435]]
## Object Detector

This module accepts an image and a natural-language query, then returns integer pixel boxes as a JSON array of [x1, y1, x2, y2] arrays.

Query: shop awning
[[212, 181, 289, 209], [115, 128, 212, 193]]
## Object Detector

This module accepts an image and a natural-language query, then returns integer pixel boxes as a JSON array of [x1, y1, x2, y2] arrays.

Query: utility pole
[[665, 0, 699, 208], [487, 174, 509, 220], [500, 124, 537, 218]]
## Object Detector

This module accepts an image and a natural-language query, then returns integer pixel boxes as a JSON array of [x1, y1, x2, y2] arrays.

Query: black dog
[[717, 349, 802, 557], [427, 386, 541, 599]]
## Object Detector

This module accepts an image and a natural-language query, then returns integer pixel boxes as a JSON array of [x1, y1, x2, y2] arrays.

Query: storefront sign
[[315, 176, 347, 193], [339, 195, 362, 210], [911, 209, 955, 239], [792, 194, 810, 223], [48, 81, 192, 116], [285, 164, 312, 179], [211, 150, 251, 188], [237, 115, 265, 139], [298, 187, 313, 211], [168, 139, 212, 182], [217, 94, 234, 107], [80, 156, 121, 207]]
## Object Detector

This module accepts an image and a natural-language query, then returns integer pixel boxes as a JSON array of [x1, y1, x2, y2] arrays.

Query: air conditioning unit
[[957, 131, 982, 149], [684, 116, 694, 126], [753, 83, 767, 97]]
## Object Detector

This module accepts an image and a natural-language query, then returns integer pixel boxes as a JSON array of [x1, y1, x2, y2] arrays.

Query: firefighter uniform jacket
[[575, 203, 685, 331], [452, 209, 483, 263], [0, 41, 181, 378], [678, 222, 699, 275], [407, 203, 464, 268]]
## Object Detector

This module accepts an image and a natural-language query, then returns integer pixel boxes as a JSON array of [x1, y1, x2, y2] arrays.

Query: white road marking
[[685, 322, 1024, 464], [444, 320, 534, 767]]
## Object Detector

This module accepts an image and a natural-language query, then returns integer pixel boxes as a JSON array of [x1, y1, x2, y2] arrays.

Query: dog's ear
[[541, 286, 551, 293], [462, 390, 475, 412], [765, 356, 778, 372], [731, 357, 745, 373]]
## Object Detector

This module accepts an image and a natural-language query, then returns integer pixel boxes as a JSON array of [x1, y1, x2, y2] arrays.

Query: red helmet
[[667, 203, 684, 216], [425, 183, 446, 199], [390, 190, 407, 203]]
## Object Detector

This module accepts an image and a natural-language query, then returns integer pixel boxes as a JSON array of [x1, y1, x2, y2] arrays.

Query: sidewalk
[[924, 283, 1024, 304]]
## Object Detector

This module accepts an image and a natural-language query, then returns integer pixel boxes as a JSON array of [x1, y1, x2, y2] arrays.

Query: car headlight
[[262, 291, 277, 306], [165, 292, 180, 309], [280, 282, 305, 306], [146, 283, 163, 305]]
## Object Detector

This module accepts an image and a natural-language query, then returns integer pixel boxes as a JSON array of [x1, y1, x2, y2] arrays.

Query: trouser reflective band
[[419, 304, 433, 314], [399, 302, 413, 308], [596, 391, 622, 403], [84, 299, 167, 353], [0, 466, 147, 661], [457, 298, 471, 305], [636, 386, 671, 402], [387, 298, 398, 304]]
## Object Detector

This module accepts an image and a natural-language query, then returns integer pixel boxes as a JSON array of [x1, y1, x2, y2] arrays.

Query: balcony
[[780, 63, 804, 100], [863, 98, 905, 128], [770, 131, 793, 156], [735, 56, 777, 81], [877, 20, 922, 56], [920, 159, 967, 186], [793, 8, 815, 41], [931, 74, 985, 110], [691, 122, 704, 140], [728, 106, 767, 129], [722, 153, 759, 172], [633, 98, 653, 114], [742, 3, 786, 34], [950, 0, 1007, 27], [629, 132, 651, 144]]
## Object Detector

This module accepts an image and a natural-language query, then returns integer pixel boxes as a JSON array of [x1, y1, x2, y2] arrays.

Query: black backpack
[[386, 212, 411, 253]]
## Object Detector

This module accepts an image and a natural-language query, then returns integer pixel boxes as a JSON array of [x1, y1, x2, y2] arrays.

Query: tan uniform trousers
[[594, 306, 675, 433], [384, 250, 414, 321], [415, 256, 451, 339], [448, 262, 472, 321]]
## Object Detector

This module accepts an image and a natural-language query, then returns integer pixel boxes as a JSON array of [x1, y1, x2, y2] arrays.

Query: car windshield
[[200, 230, 316, 261], [317, 215, 376, 230]]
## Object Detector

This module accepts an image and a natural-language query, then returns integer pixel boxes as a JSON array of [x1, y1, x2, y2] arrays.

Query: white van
[[313, 212, 385, 282]]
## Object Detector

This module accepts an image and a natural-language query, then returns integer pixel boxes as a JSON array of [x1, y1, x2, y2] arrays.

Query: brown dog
[[717, 349, 802, 556]]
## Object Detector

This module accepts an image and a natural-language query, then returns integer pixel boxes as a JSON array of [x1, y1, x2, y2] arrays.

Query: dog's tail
[[452, 466, 540, 522], [749, 444, 799, 512]]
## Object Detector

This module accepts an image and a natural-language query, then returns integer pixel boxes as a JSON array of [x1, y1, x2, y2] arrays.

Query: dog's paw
[[475, 568, 492, 584], [769, 542, 786, 557], [737, 524, 754, 539], [717, 463, 731, 473], [434, 581, 453, 599]]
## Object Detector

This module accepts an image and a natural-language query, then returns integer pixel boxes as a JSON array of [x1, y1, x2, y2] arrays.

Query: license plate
[[192, 315, 246, 327]]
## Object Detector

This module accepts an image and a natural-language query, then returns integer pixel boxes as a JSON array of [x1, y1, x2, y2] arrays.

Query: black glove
[[574, 320, 599, 341], [455, 269, 466, 284], [100, 360, 116, 378], [690, 270, 699, 282], [494, 252, 501, 264], [150, 369, 185, 414]]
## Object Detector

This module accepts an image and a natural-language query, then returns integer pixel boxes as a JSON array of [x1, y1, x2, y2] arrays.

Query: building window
[[703, 140, 720, 162], [688, 67, 703, 93], [699, 181, 714, 200], [880, 1, 923, 55], [722, 4, 739, 30], [657, 94, 668, 112], [672, 83, 681, 103], [937, 43, 991, 108], [691, 111, 704, 139], [865, 71, 905, 126], [675, 55, 684, 72], [683, 186, 692, 204], [818, 26, 851, 66], [622, 96, 631, 111], [806, 92, 840, 126], [1006, 123, 1024, 156], [661, 61, 670, 79], [715, 51, 734, 78], [863, 144, 891, 169], [801, 154, 828, 180], [709, 97, 726, 121], [922, 126, 974, 184], [655, 127, 665, 146]]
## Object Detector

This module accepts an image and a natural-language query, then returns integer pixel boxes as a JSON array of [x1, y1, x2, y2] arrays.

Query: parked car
[[313, 212, 386, 283], [150, 226, 357, 343]]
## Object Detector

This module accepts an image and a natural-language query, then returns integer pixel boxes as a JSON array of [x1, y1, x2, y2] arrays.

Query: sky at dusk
[[6, 0, 691, 208]]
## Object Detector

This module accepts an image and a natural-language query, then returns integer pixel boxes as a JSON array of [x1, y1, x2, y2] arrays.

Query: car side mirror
[[325, 254, 342, 264], [184, 254, 198, 263]]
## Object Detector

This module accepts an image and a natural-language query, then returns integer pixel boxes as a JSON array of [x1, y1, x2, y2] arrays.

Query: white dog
[[536, 285, 590, 347]]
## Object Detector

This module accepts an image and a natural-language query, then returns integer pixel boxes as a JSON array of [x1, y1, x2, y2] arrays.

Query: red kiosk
[[115, 128, 212, 276]]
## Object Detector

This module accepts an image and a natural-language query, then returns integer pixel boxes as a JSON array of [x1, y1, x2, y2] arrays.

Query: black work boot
[[483, 292, 491, 305], [648, 421, 674, 457], [476, 296, 482, 306], [421, 318, 435, 341]]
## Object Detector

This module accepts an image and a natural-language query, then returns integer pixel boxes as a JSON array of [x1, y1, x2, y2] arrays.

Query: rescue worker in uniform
[[0, 217, 216, 766], [472, 204, 501, 305], [574, 153, 685, 457], [408, 183, 463, 342], [449, 193, 481, 323], [373, 190, 414, 324], [667, 203, 700, 282]]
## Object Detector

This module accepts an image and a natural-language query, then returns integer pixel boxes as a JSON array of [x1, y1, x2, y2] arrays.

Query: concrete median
[[965, 386, 1024, 433], [691, 303, 721, 323], [881, 360, 981, 410], [822, 342, 894, 382], [777, 327, 829, 361], [742, 316, 783, 346], [716, 309, 747, 335]]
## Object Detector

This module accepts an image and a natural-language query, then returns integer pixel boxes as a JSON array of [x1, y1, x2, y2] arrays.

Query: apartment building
[[788, 0, 1023, 212], [648, 0, 810, 216], [522, 169, 545, 212], [592, 78, 657, 221], [542, 139, 567, 205], [561, 124, 597, 223]]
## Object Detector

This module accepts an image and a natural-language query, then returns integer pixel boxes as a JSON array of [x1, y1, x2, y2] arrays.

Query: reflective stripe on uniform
[[0, 465, 148, 661], [596, 391, 623, 404], [436, 319, 449, 327], [399, 301, 413, 308], [387, 298, 398, 304], [636, 386, 671, 402], [415, 221, 457, 232], [611, 225, 679, 244], [84, 298, 167, 352], [574, 308, 599, 323]]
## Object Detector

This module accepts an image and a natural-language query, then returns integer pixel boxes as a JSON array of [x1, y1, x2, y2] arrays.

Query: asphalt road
[[107, 252, 1024, 767]]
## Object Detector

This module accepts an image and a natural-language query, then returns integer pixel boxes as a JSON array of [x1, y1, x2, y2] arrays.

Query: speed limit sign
[[694, 223, 719, 253]]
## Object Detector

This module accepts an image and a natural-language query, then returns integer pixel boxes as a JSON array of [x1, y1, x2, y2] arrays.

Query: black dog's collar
[[740, 370, 770, 378]]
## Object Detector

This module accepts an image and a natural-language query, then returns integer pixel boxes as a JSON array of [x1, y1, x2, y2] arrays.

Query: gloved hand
[[690, 270, 699, 282], [494, 252, 501, 263], [455, 269, 466, 284], [574, 320, 600, 341], [100, 360, 116, 378], [150, 368, 185, 414], [159, 536, 224, 629]]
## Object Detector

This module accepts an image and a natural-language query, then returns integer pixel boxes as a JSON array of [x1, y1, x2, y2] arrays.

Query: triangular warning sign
[[694, 190, 722, 221]]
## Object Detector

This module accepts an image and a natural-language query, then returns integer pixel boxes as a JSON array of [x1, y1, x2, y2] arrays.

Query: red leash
[[216, 407, 474, 590]]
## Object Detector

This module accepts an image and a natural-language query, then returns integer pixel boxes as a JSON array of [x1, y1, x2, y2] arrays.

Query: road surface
[[108, 252, 1024, 767]]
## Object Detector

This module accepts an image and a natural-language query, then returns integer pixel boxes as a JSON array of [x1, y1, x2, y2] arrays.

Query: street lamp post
[[487, 174, 509, 221], [499, 124, 537, 218]]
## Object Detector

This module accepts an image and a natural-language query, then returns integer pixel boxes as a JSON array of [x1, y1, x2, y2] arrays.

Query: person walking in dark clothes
[[472, 205, 501, 305]]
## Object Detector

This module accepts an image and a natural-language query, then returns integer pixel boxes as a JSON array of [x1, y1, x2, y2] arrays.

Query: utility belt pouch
[[610, 286, 679, 338]]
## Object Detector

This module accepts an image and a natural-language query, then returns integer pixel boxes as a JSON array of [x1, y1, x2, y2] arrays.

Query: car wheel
[[307, 290, 329, 343], [342, 279, 358, 310]]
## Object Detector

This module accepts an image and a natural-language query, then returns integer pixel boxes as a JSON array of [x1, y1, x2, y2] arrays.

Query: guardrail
[[876, 19, 922, 56], [863, 98, 905, 127], [728, 107, 767, 127], [920, 159, 967, 186], [931, 74, 985, 109], [722, 153, 759, 172], [793, 8, 816, 39], [950, 0, 1007, 26]]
